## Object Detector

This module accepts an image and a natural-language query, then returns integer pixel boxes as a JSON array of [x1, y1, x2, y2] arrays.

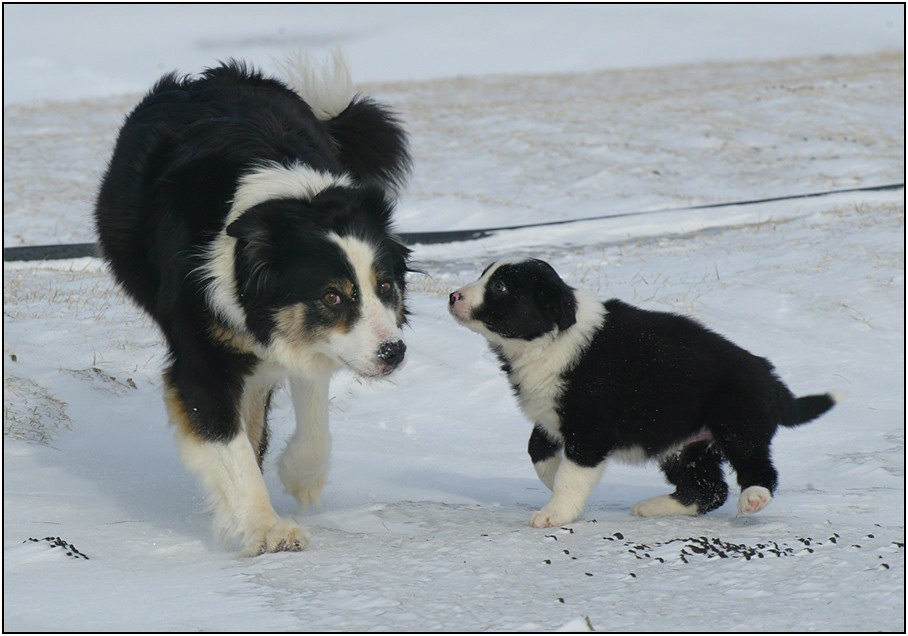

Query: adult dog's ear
[[226, 207, 270, 244], [225, 205, 280, 296]]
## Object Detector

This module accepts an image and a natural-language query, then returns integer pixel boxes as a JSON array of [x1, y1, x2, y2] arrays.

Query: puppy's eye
[[491, 280, 508, 294], [323, 291, 343, 307], [378, 281, 392, 297]]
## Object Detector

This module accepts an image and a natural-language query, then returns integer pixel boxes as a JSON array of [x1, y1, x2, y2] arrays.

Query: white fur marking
[[631, 495, 699, 517], [501, 289, 606, 443], [277, 48, 353, 121], [279, 373, 333, 509], [534, 453, 563, 491], [174, 429, 308, 555], [738, 485, 772, 515], [315, 233, 404, 377], [609, 446, 650, 465], [197, 162, 351, 334], [530, 459, 605, 528]]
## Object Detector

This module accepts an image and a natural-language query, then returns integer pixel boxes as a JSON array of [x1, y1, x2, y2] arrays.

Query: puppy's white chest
[[510, 364, 565, 440]]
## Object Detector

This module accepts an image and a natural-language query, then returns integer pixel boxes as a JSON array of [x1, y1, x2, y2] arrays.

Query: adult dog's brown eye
[[323, 291, 343, 307], [378, 281, 392, 297]]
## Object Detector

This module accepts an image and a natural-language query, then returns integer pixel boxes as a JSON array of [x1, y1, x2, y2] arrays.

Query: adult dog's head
[[448, 258, 577, 346], [203, 162, 410, 378]]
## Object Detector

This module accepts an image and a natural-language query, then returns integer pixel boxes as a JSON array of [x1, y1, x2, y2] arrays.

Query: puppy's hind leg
[[632, 441, 727, 517], [713, 427, 778, 515], [278, 373, 333, 510]]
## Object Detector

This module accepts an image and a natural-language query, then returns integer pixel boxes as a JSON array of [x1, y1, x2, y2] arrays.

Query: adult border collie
[[449, 258, 838, 528], [95, 52, 411, 555]]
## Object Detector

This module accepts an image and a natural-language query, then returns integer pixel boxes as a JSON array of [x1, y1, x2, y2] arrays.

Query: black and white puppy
[[449, 258, 838, 528], [95, 53, 411, 554]]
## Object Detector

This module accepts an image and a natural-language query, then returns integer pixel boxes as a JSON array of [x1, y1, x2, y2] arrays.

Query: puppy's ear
[[531, 259, 577, 332], [536, 280, 577, 332], [554, 284, 577, 332]]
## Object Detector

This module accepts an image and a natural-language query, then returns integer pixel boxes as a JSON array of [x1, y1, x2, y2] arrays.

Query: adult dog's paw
[[243, 518, 310, 556]]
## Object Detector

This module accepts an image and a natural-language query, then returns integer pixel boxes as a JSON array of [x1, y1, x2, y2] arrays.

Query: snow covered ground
[[3, 5, 906, 633]]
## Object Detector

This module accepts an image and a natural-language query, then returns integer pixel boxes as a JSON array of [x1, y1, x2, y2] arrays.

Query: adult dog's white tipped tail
[[277, 48, 353, 121]]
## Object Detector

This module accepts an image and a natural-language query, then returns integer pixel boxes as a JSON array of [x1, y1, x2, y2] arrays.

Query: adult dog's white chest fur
[[497, 291, 606, 442]]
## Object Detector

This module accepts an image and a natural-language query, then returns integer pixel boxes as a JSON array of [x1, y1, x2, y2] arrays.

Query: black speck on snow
[[558, 597, 565, 604], [613, 532, 624, 540], [585, 572, 593, 576]]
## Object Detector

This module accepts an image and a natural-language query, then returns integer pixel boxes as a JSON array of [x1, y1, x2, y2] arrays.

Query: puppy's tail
[[277, 49, 411, 195], [784, 392, 843, 427]]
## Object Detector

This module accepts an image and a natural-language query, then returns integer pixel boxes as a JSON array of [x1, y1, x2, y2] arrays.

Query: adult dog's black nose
[[449, 291, 463, 306], [377, 340, 407, 367]]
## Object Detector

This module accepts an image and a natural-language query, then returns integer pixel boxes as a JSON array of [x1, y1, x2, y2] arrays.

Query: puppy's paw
[[631, 495, 698, 517], [737, 486, 772, 515], [243, 518, 310, 557], [530, 504, 578, 528]]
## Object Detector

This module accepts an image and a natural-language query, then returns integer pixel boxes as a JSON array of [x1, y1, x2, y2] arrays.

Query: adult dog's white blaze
[[318, 233, 404, 377]]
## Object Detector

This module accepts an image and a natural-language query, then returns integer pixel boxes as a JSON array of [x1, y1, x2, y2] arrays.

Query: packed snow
[[3, 5, 905, 632]]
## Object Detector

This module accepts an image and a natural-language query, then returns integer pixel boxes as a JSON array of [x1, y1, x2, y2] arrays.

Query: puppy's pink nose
[[449, 290, 464, 306]]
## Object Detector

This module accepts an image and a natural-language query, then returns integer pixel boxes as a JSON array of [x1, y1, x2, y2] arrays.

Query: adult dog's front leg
[[278, 373, 332, 510], [166, 381, 307, 556], [530, 457, 605, 528]]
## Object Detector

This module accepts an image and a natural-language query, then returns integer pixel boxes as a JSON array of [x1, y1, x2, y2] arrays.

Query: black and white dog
[[449, 258, 838, 528], [95, 53, 411, 554]]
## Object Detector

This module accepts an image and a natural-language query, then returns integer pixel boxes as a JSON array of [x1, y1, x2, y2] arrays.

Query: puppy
[[449, 258, 837, 527], [95, 53, 411, 554]]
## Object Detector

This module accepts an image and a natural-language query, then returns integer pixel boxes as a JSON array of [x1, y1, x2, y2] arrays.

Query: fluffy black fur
[[453, 259, 837, 516], [95, 61, 411, 446]]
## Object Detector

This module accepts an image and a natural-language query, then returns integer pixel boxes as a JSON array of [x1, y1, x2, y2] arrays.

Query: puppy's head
[[222, 185, 410, 377], [449, 258, 577, 344]]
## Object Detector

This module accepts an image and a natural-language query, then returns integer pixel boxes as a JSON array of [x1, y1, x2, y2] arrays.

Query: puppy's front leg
[[530, 455, 605, 528], [528, 425, 563, 491]]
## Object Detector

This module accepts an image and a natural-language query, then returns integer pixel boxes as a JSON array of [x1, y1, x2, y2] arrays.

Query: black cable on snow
[[3, 182, 903, 262]]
